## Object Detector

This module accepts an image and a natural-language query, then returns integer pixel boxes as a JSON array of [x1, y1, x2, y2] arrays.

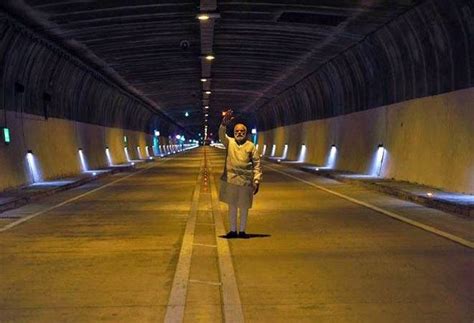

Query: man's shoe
[[239, 231, 250, 239], [225, 231, 238, 238]]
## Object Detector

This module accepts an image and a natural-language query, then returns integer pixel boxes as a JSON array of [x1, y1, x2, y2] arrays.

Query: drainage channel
[[165, 147, 243, 322]]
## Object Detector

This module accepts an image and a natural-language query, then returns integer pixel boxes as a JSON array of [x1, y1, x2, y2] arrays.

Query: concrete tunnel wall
[[0, 110, 175, 191], [0, 14, 185, 191], [257, 87, 474, 194], [255, 0, 473, 195]]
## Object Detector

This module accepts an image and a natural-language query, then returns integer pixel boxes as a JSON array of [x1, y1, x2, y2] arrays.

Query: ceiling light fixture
[[197, 14, 210, 21], [201, 78, 207, 82], [205, 55, 215, 61], [205, 91, 211, 95]]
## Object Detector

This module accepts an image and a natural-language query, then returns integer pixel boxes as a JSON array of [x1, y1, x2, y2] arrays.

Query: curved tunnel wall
[[0, 18, 181, 191], [256, 0, 473, 194], [0, 18, 179, 133], [257, 0, 473, 129]]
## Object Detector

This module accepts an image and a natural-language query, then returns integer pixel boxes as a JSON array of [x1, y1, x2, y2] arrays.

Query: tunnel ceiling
[[4, 0, 425, 135]]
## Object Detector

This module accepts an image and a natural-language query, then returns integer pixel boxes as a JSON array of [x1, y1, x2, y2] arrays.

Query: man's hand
[[253, 182, 260, 195], [221, 109, 234, 126]]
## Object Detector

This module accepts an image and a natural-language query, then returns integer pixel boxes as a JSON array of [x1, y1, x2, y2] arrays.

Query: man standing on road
[[219, 109, 262, 239]]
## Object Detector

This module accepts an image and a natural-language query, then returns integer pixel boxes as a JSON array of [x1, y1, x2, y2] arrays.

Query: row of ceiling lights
[[198, 12, 222, 139]]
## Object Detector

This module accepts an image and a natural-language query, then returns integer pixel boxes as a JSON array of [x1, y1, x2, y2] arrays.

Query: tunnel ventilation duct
[[276, 12, 347, 27]]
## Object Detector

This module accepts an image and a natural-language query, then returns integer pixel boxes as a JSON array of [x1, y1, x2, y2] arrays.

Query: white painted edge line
[[164, 159, 203, 323], [189, 279, 222, 286], [0, 158, 172, 233], [208, 153, 245, 323], [193, 243, 217, 248], [265, 164, 474, 250]]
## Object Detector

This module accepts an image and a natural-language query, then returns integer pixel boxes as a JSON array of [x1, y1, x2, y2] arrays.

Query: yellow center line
[[207, 148, 245, 323]]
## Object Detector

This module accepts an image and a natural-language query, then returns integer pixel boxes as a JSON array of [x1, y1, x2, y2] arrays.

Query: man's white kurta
[[218, 125, 262, 209]]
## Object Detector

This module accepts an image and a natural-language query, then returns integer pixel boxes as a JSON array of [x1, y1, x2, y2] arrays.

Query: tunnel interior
[[0, 0, 472, 193], [0, 2, 473, 322]]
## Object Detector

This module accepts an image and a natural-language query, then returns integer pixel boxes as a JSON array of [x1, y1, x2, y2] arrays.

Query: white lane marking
[[0, 159, 172, 233], [208, 154, 245, 323], [193, 243, 217, 248], [189, 279, 222, 286], [164, 159, 203, 323], [265, 164, 474, 249]]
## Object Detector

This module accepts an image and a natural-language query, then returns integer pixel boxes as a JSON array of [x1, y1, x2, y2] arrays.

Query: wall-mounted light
[[26, 149, 42, 183], [201, 78, 207, 82], [185, 112, 189, 117], [137, 146, 142, 159], [282, 144, 288, 159], [78, 148, 88, 172], [124, 147, 130, 162], [371, 144, 386, 176], [3, 127, 11, 144], [298, 144, 307, 163], [204, 106, 209, 109], [326, 144, 337, 169], [205, 55, 215, 61], [205, 91, 212, 95], [270, 144, 276, 157]]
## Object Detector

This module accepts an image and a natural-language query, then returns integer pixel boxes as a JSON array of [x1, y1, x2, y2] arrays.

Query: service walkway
[[0, 147, 472, 322]]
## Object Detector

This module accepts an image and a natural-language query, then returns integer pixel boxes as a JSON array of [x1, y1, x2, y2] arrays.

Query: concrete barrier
[[0, 111, 170, 191], [257, 88, 474, 194]]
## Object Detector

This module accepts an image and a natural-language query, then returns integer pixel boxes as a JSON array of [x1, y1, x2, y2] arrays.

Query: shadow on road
[[219, 233, 271, 239]]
